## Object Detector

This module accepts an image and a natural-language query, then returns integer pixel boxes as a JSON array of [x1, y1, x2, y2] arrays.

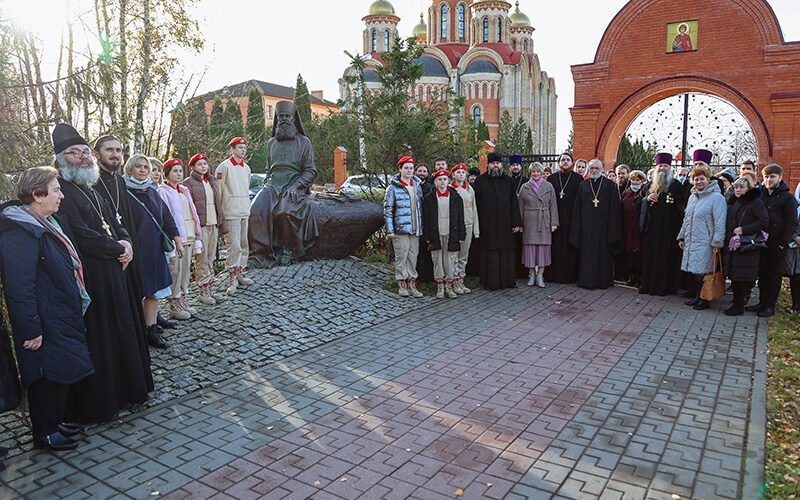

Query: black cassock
[[569, 177, 623, 290], [94, 169, 145, 300], [474, 173, 522, 290], [545, 170, 583, 283], [511, 174, 530, 278], [59, 179, 153, 424], [638, 179, 684, 296]]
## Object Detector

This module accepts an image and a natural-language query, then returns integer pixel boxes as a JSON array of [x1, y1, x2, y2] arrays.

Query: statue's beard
[[55, 153, 99, 187], [488, 167, 503, 178], [275, 121, 297, 141]]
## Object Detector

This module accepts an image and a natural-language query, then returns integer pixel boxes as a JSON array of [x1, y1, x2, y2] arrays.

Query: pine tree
[[246, 86, 267, 169], [496, 111, 514, 153], [293, 73, 312, 124], [526, 128, 533, 154], [170, 102, 190, 161], [209, 96, 225, 147], [223, 97, 244, 140], [187, 99, 209, 157], [476, 121, 490, 142]]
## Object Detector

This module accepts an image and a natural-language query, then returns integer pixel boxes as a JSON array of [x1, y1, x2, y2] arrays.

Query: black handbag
[[0, 314, 22, 414], [127, 190, 176, 253], [738, 232, 767, 253]]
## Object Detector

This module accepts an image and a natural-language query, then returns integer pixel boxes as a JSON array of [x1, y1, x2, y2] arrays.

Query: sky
[[3, 0, 800, 151]]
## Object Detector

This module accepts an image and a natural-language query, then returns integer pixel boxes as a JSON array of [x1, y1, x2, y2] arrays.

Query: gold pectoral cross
[[102, 220, 112, 237], [592, 198, 600, 208]]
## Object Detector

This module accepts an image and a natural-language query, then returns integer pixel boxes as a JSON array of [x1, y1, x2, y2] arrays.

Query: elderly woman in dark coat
[[724, 177, 769, 315], [124, 154, 181, 349], [0, 167, 94, 451]]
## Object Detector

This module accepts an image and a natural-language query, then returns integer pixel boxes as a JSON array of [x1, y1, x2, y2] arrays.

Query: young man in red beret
[[422, 169, 466, 298], [215, 137, 253, 294]]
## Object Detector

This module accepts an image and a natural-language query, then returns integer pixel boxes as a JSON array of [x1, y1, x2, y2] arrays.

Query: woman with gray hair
[[124, 154, 181, 347], [518, 162, 559, 287]]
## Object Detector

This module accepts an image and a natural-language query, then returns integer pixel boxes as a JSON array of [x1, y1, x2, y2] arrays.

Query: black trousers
[[28, 378, 68, 437], [789, 275, 800, 310], [758, 247, 784, 309]]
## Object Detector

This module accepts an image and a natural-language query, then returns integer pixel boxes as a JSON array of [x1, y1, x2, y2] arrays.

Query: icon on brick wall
[[666, 19, 698, 53]]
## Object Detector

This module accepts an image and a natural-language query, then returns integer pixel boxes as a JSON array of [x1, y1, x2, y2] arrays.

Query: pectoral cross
[[115, 212, 122, 224], [101, 220, 112, 237], [559, 191, 565, 199], [592, 198, 600, 208]]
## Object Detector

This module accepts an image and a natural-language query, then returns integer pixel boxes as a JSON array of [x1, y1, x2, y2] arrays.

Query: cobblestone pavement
[[0, 258, 435, 456], [0, 262, 765, 499]]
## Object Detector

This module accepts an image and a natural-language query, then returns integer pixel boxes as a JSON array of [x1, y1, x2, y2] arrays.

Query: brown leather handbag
[[700, 250, 726, 301]]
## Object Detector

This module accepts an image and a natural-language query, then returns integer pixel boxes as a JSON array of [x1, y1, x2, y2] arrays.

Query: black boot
[[157, 313, 176, 329], [147, 324, 169, 349], [33, 432, 78, 451], [56, 424, 82, 437], [745, 303, 763, 313], [693, 299, 710, 310], [724, 282, 746, 316], [0, 446, 7, 458]]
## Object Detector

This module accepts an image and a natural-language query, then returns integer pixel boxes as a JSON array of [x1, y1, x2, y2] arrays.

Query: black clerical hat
[[52, 123, 88, 154], [487, 152, 503, 163]]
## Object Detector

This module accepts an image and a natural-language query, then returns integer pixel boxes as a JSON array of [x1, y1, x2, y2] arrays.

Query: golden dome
[[412, 14, 427, 38], [509, 2, 532, 28], [367, 0, 396, 16]]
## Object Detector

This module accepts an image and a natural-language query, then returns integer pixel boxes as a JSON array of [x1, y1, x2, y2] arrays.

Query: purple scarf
[[529, 177, 544, 191]]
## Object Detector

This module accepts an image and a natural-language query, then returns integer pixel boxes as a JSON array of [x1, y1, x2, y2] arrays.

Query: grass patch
[[764, 281, 800, 498], [382, 276, 481, 296]]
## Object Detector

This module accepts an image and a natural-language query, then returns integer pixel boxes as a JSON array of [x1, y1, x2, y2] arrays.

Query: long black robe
[[511, 174, 530, 278], [94, 169, 145, 300], [613, 180, 630, 281], [416, 178, 436, 282], [569, 177, 623, 290], [59, 179, 153, 424], [545, 170, 583, 283], [474, 173, 522, 289], [638, 179, 684, 296]]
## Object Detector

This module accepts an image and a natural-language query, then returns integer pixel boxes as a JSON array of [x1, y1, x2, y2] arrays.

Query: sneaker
[[237, 268, 254, 286], [398, 280, 410, 297], [527, 275, 536, 286], [445, 282, 458, 298], [436, 282, 445, 299], [180, 295, 198, 315], [226, 270, 238, 295], [197, 284, 216, 305], [408, 280, 424, 298], [460, 278, 471, 294], [536, 273, 546, 288], [169, 298, 191, 320]]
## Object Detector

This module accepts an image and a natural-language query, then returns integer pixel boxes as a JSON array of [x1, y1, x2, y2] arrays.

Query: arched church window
[[458, 5, 465, 39], [371, 29, 376, 53], [483, 18, 489, 43], [441, 5, 448, 40], [473, 106, 481, 128], [385, 30, 390, 51], [497, 18, 502, 43]]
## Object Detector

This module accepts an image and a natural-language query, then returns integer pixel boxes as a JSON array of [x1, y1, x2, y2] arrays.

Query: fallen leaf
[[313, 481, 321, 486], [353, 396, 359, 399], [150, 493, 160, 497], [486, 483, 493, 487], [230, 412, 237, 416], [267, 426, 274, 430], [340, 477, 348, 482], [671, 495, 681, 500], [455, 489, 464, 496]]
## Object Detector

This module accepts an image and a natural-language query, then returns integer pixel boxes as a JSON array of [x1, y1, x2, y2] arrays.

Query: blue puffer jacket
[[384, 174, 423, 236]]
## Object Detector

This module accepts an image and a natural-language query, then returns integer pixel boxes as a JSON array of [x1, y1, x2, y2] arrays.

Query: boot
[[169, 298, 191, 320], [527, 271, 536, 286], [209, 281, 225, 302], [226, 270, 238, 295], [147, 324, 169, 349], [197, 284, 216, 305], [436, 281, 445, 299], [693, 299, 710, 310], [408, 279, 424, 298], [237, 268, 254, 286], [724, 282, 746, 316], [33, 432, 77, 451], [452, 278, 465, 295], [157, 313, 176, 329], [398, 280, 410, 297], [536, 268, 546, 288], [180, 294, 198, 315], [445, 281, 457, 298]]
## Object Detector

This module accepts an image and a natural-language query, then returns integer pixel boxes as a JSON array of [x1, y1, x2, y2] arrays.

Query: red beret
[[397, 156, 414, 165], [163, 158, 183, 170], [452, 164, 467, 172], [432, 169, 450, 178], [188, 153, 208, 167], [228, 137, 247, 147]]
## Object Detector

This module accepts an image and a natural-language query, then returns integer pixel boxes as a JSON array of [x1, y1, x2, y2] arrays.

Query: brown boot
[[397, 280, 410, 297], [436, 281, 445, 299], [408, 279, 424, 298], [445, 281, 458, 298]]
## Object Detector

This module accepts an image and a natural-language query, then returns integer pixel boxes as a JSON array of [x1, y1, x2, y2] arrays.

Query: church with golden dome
[[340, 0, 557, 153]]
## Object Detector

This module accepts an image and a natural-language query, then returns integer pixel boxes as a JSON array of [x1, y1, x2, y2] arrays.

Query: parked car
[[249, 173, 265, 200], [340, 174, 391, 194]]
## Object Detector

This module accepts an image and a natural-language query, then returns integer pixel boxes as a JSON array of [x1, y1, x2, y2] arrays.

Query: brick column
[[334, 146, 348, 190], [480, 140, 495, 173], [570, 104, 601, 164], [770, 93, 800, 190]]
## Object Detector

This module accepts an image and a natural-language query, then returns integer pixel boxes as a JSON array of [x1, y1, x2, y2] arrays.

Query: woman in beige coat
[[518, 162, 559, 287]]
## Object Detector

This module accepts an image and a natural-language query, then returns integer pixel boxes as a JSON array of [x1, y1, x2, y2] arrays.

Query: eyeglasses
[[64, 150, 92, 157]]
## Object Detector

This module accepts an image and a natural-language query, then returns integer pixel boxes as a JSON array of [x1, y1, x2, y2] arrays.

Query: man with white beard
[[569, 159, 623, 289], [51, 123, 153, 424], [638, 152, 685, 296]]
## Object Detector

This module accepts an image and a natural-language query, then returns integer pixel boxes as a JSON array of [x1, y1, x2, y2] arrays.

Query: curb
[[742, 317, 768, 500]]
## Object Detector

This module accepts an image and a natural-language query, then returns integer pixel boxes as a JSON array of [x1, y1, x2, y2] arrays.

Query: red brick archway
[[571, 0, 800, 186]]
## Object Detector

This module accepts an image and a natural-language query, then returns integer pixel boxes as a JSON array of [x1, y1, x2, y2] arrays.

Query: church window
[[385, 30, 390, 51], [497, 18, 502, 42], [441, 5, 448, 40], [371, 30, 376, 53], [483, 18, 489, 43], [458, 5, 465, 39], [473, 106, 481, 128]]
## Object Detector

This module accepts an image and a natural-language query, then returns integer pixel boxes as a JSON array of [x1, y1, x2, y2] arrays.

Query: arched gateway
[[571, 0, 800, 185]]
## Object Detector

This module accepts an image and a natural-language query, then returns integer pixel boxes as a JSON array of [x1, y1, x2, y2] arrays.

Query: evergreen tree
[[566, 127, 574, 155], [187, 99, 210, 157], [246, 86, 267, 169], [526, 127, 534, 154], [476, 121, 490, 142], [496, 111, 514, 153], [209, 96, 225, 147], [293, 74, 312, 124], [223, 97, 244, 140], [170, 103, 190, 161], [617, 134, 656, 168]]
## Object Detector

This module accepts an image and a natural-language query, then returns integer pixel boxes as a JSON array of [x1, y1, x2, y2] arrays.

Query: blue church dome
[[463, 60, 500, 74], [412, 56, 448, 77]]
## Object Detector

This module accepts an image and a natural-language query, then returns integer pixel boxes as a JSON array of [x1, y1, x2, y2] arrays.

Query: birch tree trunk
[[118, 0, 129, 150], [133, 0, 151, 154]]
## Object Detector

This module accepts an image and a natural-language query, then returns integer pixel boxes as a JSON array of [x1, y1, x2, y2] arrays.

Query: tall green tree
[[223, 97, 243, 140], [496, 112, 529, 155], [170, 102, 190, 161], [208, 95, 225, 145], [246, 86, 267, 169], [617, 134, 657, 168], [293, 74, 312, 124], [525, 128, 534, 154], [476, 121, 490, 142]]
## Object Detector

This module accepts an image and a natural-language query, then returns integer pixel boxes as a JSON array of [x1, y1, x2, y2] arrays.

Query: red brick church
[[340, 0, 557, 154]]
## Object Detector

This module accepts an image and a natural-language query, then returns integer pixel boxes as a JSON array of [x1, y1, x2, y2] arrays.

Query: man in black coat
[[545, 153, 583, 283], [509, 155, 529, 279], [747, 164, 799, 317], [474, 152, 522, 290]]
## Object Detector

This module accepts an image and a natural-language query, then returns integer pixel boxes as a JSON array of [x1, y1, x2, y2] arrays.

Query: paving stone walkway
[[0, 261, 766, 499]]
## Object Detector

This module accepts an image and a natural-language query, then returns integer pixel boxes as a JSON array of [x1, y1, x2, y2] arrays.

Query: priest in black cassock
[[569, 159, 623, 289], [638, 152, 684, 296], [545, 153, 583, 283], [474, 152, 523, 289], [51, 124, 153, 424], [509, 155, 530, 279]]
